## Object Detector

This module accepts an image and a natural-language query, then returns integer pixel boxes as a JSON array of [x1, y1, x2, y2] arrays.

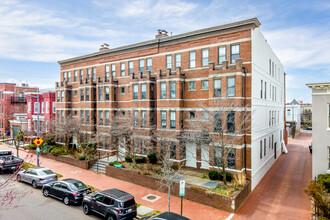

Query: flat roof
[[58, 17, 261, 66], [307, 82, 330, 88]]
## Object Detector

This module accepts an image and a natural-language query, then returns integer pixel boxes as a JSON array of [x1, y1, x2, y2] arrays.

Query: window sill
[[201, 88, 209, 91], [188, 89, 196, 92]]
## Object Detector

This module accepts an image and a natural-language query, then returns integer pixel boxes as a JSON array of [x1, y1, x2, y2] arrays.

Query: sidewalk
[[0, 144, 230, 220]]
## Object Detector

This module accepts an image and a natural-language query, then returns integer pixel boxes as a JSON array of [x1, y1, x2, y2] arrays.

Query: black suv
[[82, 188, 136, 220]]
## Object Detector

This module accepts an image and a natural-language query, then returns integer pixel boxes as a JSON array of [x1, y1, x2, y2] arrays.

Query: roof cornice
[[58, 17, 261, 66]]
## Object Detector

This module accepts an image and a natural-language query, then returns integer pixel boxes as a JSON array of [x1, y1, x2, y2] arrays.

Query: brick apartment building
[[56, 18, 285, 189], [0, 83, 38, 136], [26, 92, 56, 138]]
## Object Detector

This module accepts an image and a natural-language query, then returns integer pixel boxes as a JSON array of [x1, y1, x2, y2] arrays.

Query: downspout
[[243, 67, 247, 175]]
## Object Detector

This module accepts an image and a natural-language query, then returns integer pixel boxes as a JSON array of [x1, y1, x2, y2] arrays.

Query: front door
[[12, 125, 19, 139], [185, 143, 197, 168], [274, 142, 277, 159], [201, 145, 209, 169]]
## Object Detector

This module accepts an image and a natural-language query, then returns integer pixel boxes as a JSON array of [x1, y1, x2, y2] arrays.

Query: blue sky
[[0, 0, 329, 103]]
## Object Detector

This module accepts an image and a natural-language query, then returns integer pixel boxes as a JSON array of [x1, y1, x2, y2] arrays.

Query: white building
[[307, 82, 330, 179], [286, 99, 301, 136], [251, 28, 285, 189]]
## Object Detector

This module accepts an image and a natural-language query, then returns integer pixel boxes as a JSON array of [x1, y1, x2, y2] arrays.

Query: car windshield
[[70, 181, 87, 191], [39, 169, 54, 175], [119, 198, 135, 208]]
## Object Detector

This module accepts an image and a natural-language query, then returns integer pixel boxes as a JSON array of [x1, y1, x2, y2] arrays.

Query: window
[[161, 111, 166, 128], [188, 82, 196, 91], [133, 84, 138, 100], [226, 111, 235, 133], [85, 89, 90, 101], [265, 81, 267, 99], [189, 51, 196, 68], [151, 111, 155, 125], [175, 54, 181, 68], [99, 111, 103, 125], [52, 102, 55, 113], [170, 142, 176, 159], [80, 70, 83, 80], [170, 111, 176, 129], [121, 63, 125, 76], [261, 80, 263, 98], [166, 55, 172, 69], [105, 65, 110, 80], [105, 110, 109, 125], [87, 68, 91, 79], [202, 49, 209, 66], [41, 102, 44, 113], [57, 91, 60, 102], [202, 111, 209, 120], [99, 87, 103, 101], [133, 111, 138, 127], [160, 83, 166, 99], [121, 111, 125, 116], [141, 111, 146, 127], [105, 136, 109, 149], [61, 91, 64, 101], [129, 61, 134, 74], [260, 140, 263, 159], [28, 102, 31, 113], [214, 148, 222, 166], [214, 79, 221, 97], [111, 64, 116, 77], [121, 87, 125, 94], [74, 90, 77, 97], [189, 111, 195, 119], [227, 150, 236, 169], [139, 59, 145, 72], [63, 72, 66, 81], [92, 67, 96, 80], [34, 102, 39, 113], [74, 110, 77, 116], [264, 138, 266, 156], [141, 84, 146, 99], [74, 70, 77, 82], [86, 110, 90, 123], [219, 47, 226, 64], [230, 44, 240, 64], [202, 80, 208, 90], [147, 58, 152, 72], [114, 87, 117, 101], [105, 87, 109, 100], [227, 77, 235, 97], [170, 82, 176, 98], [80, 89, 84, 101], [141, 140, 146, 155], [46, 102, 49, 113]]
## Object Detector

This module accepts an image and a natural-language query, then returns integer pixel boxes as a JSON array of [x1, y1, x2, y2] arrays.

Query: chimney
[[155, 29, 168, 39], [99, 43, 109, 51]]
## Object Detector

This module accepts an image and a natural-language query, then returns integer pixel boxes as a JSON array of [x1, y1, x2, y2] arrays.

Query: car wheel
[[107, 214, 116, 220], [17, 174, 21, 182], [43, 189, 49, 197], [63, 196, 70, 205], [83, 203, 90, 215], [32, 180, 37, 188]]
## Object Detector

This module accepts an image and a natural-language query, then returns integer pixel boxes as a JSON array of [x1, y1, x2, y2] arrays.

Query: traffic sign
[[179, 180, 185, 196], [33, 137, 44, 146]]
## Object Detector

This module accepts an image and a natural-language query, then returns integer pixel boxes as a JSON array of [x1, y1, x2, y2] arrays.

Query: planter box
[[27, 149, 97, 170], [105, 165, 251, 213]]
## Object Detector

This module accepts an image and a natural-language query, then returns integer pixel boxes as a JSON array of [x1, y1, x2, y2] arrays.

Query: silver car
[[17, 167, 58, 188]]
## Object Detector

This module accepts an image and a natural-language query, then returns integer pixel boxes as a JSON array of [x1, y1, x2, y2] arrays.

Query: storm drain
[[142, 194, 161, 203]]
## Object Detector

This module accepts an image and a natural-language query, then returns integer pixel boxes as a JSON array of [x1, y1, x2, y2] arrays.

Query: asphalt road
[[0, 173, 101, 220]]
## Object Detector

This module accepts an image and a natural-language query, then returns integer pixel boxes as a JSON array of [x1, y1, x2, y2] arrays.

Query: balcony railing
[[11, 97, 27, 103]]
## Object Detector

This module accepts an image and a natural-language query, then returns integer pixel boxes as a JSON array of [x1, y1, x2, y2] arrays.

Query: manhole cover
[[142, 194, 161, 203]]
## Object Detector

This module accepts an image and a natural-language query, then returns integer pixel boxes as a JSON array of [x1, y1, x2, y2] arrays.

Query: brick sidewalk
[[0, 144, 230, 220]]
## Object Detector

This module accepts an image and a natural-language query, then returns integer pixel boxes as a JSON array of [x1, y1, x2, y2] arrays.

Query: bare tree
[[55, 116, 81, 149], [180, 99, 251, 185]]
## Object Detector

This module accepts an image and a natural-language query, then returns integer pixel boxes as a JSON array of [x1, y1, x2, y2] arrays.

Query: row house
[[56, 18, 285, 189]]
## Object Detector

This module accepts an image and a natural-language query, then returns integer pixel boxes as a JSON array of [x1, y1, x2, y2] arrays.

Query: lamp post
[[3, 91, 40, 166]]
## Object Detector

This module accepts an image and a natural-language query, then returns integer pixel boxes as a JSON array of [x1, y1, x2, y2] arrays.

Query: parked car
[[17, 167, 58, 188], [0, 150, 24, 173], [141, 212, 191, 220], [42, 178, 91, 205], [309, 144, 312, 153], [305, 127, 312, 130], [82, 188, 137, 220]]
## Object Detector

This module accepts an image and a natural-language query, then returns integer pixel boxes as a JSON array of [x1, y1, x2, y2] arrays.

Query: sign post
[[179, 180, 185, 215], [33, 137, 43, 167]]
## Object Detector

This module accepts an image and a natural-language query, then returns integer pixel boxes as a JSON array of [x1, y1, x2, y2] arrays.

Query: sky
[[0, 0, 329, 103]]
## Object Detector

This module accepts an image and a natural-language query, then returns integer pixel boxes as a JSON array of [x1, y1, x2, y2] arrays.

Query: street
[[0, 173, 99, 220]]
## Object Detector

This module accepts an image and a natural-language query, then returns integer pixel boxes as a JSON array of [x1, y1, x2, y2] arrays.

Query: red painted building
[[0, 83, 38, 136], [26, 92, 56, 137]]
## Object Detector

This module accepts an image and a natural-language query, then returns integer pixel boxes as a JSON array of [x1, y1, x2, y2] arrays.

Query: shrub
[[109, 161, 120, 166], [125, 156, 132, 163], [147, 152, 157, 164], [25, 144, 37, 150], [218, 171, 233, 182], [305, 180, 330, 219], [41, 143, 51, 154], [78, 155, 86, 160], [208, 170, 219, 180], [50, 146, 65, 156], [171, 163, 179, 170], [135, 156, 145, 163], [318, 174, 330, 192]]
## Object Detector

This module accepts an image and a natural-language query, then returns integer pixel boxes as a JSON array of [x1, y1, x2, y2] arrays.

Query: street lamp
[[3, 91, 41, 166]]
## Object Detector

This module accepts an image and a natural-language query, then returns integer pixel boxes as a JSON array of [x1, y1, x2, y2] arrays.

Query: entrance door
[[12, 125, 19, 139], [185, 143, 197, 168], [201, 145, 209, 169], [274, 142, 277, 159]]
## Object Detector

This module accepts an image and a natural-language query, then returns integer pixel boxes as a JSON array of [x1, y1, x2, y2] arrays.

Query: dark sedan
[[42, 178, 91, 205]]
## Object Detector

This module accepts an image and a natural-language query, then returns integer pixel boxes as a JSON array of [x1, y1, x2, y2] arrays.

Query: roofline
[[306, 82, 330, 88], [58, 17, 261, 66]]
